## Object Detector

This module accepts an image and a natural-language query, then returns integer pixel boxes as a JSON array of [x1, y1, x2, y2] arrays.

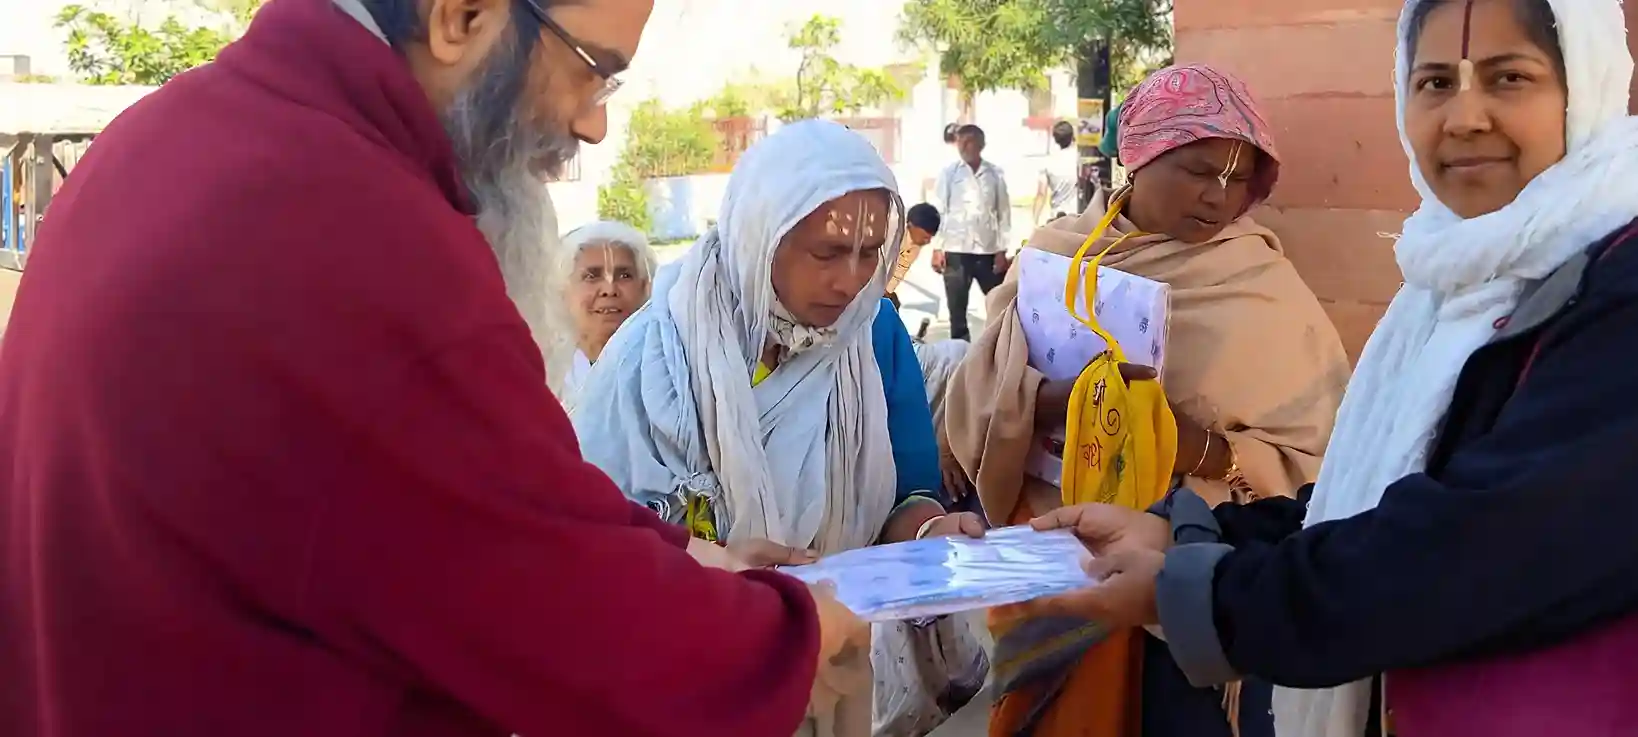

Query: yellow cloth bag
[[1058, 194, 1179, 509]]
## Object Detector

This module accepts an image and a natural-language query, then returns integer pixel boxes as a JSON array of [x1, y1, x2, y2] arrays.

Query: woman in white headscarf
[[1032, 1, 1638, 736], [573, 120, 986, 737], [556, 220, 657, 406]]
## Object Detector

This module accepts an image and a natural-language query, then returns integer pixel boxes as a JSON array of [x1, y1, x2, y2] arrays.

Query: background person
[[1037, 2, 1638, 736], [558, 219, 656, 404], [930, 124, 1011, 341], [1034, 120, 1080, 225], [885, 202, 941, 310], [941, 63, 1348, 737], [572, 120, 986, 737]]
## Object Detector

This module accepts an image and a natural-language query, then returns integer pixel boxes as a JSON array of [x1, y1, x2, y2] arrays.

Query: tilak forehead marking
[[1459, 0, 1479, 91]]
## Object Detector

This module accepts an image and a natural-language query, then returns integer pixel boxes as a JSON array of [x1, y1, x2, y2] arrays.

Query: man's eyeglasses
[[520, 0, 624, 106]]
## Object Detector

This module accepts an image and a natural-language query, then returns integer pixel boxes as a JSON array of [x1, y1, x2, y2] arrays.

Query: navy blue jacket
[[1152, 220, 1638, 708]]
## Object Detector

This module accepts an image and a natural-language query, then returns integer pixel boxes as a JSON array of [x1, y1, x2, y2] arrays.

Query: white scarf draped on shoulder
[[1277, 1, 1638, 735], [571, 120, 903, 555]]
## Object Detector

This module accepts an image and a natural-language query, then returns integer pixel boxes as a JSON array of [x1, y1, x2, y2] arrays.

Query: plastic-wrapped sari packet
[[778, 525, 1098, 622]]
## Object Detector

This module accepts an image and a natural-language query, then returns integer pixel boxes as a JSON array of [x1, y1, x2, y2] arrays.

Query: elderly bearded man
[[0, 0, 867, 735]]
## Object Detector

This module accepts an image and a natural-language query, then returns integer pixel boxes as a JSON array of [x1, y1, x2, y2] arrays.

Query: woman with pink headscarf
[[939, 64, 1350, 737]]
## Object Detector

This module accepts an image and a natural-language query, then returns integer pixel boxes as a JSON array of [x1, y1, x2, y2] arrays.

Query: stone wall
[[1175, 0, 1415, 362]]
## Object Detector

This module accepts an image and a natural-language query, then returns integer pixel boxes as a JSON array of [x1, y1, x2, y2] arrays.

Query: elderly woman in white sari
[[573, 120, 985, 737], [557, 220, 657, 406]]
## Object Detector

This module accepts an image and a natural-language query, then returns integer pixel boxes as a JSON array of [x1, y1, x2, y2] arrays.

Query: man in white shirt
[[931, 125, 1011, 341], [1034, 121, 1080, 226]]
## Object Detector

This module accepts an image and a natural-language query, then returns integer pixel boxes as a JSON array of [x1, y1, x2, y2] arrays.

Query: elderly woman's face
[[1126, 138, 1259, 244], [570, 243, 647, 341], [1405, 0, 1566, 219], [771, 189, 890, 328]]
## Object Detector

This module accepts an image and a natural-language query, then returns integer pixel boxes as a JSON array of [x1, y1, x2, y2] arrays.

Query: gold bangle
[[1190, 431, 1212, 477]]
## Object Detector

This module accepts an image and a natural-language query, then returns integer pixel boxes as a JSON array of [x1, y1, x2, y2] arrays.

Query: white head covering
[[560, 219, 659, 288], [554, 221, 657, 407], [1282, 2, 1638, 735], [571, 120, 903, 554]]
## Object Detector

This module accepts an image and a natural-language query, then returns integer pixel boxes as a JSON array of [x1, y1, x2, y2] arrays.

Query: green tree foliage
[[595, 167, 654, 235], [618, 100, 721, 178], [704, 80, 781, 119], [898, 0, 1172, 95], [597, 99, 725, 233], [55, 0, 266, 86], [776, 15, 910, 122]]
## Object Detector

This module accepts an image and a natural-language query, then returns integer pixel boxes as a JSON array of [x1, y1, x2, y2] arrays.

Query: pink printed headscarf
[[1118, 63, 1281, 210]]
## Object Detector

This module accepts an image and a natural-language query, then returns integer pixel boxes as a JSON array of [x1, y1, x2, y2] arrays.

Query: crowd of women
[[551, 0, 1638, 735]]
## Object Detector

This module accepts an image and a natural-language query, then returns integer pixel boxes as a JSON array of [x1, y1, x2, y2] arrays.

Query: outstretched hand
[[1035, 548, 1164, 628], [728, 538, 819, 567], [920, 511, 987, 539], [1030, 503, 1171, 556]]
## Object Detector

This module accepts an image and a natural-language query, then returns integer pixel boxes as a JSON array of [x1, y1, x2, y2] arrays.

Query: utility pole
[[1075, 38, 1113, 212]]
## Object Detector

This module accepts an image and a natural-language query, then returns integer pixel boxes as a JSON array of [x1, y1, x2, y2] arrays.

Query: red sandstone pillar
[[1174, 0, 1414, 362]]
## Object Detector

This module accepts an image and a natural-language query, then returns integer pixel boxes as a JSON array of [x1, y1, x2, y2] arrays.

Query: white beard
[[440, 29, 583, 397], [468, 166, 577, 395]]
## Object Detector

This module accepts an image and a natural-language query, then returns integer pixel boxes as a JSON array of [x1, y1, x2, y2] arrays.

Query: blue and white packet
[[778, 525, 1099, 622]]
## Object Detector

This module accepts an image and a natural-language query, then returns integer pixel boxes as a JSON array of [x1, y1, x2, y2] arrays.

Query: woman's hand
[[1170, 404, 1233, 480], [883, 500, 985, 543], [727, 538, 819, 568], [686, 537, 749, 572], [919, 511, 987, 539], [1171, 406, 1210, 476], [941, 457, 973, 503]]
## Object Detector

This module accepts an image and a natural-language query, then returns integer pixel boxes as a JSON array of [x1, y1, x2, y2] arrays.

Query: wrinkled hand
[[808, 582, 873, 711], [686, 537, 749, 572], [930, 249, 947, 274], [921, 511, 987, 539], [728, 538, 818, 568], [1036, 549, 1164, 628], [1030, 503, 1171, 556]]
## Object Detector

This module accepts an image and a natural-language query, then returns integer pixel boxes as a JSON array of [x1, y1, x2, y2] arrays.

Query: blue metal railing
[[1, 157, 16, 257]]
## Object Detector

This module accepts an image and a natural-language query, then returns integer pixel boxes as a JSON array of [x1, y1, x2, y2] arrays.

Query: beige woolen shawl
[[941, 191, 1351, 522]]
